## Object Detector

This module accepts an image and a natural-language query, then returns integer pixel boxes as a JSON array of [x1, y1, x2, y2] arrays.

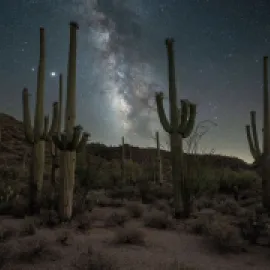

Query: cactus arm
[[47, 102, 59, 138], [52, 134, 65, 151], [22, 88, 34, 143], [182, 102, 197, 138], [33, 27, 45, 140], [57, 74, 63, 134], [42, 115, 49, 139], [178, 100, 189, 133], [76, 132, 90, 153], [246, 125, 260, 161], [65, 22, 79, 138], [156, 92, 171, 133], [69, 125, 83, 149], [250, 111, 261, 156]]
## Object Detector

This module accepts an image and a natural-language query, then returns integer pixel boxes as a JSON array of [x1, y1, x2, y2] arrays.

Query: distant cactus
[[155, 131, 163, 185], [121, 136, 126, 184], [52, 22, 90, 221], [22, 27, 59, 214], [246, 56, 270, 209], [155, 38, 196, 218]]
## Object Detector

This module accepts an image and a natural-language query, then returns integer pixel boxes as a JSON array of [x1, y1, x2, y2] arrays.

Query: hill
[[0, 113, 251, 172]]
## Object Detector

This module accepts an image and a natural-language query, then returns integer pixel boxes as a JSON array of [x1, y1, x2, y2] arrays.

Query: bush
[[56, 230, 73, 246], [0, 225, 16, 242], [143, 210, 174, 230], [185, 217, 210, 235], [113, 227, 145, 245], [39, 209, 60, 228], [0, 242, 13, 268], [162, 260, 198, 270], [16, 236, 59, 263], [206, 216, 244, 253], [73, 246, 119, 270], [20, 218, 37, 236], [104, 211, 130, 228], [76, 213, 92, 232], [125, 202, 144, 218], [214, 198, 240, 216]]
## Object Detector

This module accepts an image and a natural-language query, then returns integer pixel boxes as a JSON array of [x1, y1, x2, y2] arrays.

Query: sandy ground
[[0, 206, 270, 270]]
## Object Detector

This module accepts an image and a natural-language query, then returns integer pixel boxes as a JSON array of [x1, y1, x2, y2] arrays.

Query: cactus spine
[[246, 56, 270, 209], [52, 22, 89, 221], [22, 27, 59, 214], [155, 38, 196, 218], [121, 136, 126, 184], [155, 131, 163, 185]]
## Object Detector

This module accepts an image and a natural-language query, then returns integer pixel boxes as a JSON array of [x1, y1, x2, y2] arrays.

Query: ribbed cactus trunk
[[51, 74, 63, 187], [22, 27, 59, 214], [52, 22, 89, 221], [262, 56, 270, 208], [121, 136, 126, 184], [155, 131, 163, 185], [22, 28, 46, 214], [246, 56, 270, 209], [59, 23, 78, 221], [155, 39, 196, 218]]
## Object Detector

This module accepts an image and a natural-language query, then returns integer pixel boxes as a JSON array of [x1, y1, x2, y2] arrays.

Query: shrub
[[185, 217, 210, 235], [17, 236, 59, 263], [206, 216, 244, 253], [39, 209, 60, 228], [162, 260, 199, 269], [143, 210, 174, 230], [20, 218, 37, 236], [125, 202, 144, 218], [0, 243, 13, 268], [104, 211, 130, 228], [76, 213, 92, 232], [0, 225, 16, 242], [113, 227, 145, 245], [56, 230, 73, 246], [73, 246, 119, 270], [214, 198, 240, 216]]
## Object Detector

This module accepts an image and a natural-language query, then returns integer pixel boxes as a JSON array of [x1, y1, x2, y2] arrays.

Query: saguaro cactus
[[155, 131, 163, 185], [51, 74, 63, 187], [155, 38, 196, 218], [52, 22, 89, 221], [22, 27, 59, 214], [246, 56, 270, 209], [121, 136, 126, 184]]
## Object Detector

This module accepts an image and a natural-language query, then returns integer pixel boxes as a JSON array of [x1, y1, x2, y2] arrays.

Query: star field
[[0, 0, 270, 162]]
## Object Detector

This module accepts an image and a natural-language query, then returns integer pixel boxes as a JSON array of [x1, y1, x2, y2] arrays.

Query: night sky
[[1, 0, 270, 163]]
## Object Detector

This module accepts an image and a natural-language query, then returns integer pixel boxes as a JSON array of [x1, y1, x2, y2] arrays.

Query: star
[[50, 71, 56, 77]]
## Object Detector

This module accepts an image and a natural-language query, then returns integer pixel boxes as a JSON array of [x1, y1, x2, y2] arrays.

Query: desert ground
[[0, 113, 270, 270]]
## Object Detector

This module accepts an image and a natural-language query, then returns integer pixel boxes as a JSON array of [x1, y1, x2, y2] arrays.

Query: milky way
[[1, 0, 270, 162], [72, 0, 162, 139]]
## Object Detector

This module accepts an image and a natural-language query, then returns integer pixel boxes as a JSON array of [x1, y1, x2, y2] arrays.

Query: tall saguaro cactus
[[155, 38, 196, 218], [246, 56, 270, 209], [22, 27, 59, 214], [155, 131, 163, 185], [52, 22, 89, 221]]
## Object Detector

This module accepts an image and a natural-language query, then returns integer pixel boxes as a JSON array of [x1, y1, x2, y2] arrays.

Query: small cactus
[[121, 136, 126, 184], [155, 131, 163, 185]]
